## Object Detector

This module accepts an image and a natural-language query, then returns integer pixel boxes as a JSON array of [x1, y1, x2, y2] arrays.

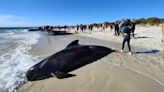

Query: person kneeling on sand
[[120, 19, 132, 55]]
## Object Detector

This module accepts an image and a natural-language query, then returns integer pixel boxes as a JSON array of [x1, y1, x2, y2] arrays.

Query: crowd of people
[[38, 20, 164, 58], [39, 24, 105, 34], [39, 19, 137, 55]]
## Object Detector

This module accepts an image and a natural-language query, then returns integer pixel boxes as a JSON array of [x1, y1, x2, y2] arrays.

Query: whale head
[[26, 59, 50, 81]]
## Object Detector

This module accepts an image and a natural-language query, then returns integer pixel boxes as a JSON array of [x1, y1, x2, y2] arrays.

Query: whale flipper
[[54, 71, 76, 79], [66, 40, 79, 48]]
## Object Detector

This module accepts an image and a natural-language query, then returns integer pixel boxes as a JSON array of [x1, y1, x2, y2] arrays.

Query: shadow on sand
[[134, 36, 153, 39], [29, 73, 77, 81], [135, 50, 160, 54]]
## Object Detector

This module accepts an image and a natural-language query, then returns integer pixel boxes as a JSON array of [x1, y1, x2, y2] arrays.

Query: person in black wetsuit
[[131, 21, 136, 37], [114, 22, 120, 36], [120, 19, 132, 55], [110, 24, 113, 30]]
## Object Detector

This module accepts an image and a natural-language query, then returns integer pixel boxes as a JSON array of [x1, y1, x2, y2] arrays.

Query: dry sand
[[18, 26, 164, 92], [78, 26, 163, 51]]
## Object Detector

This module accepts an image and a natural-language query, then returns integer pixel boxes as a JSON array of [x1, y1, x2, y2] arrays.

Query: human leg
[[127, 39, 131, 52], [122, 36, 127, 50]]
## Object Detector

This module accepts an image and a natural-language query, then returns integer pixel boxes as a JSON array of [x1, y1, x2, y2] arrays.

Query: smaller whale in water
[[26, 40, 115, 81]]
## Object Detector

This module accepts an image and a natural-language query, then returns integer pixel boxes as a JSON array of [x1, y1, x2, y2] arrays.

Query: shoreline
[[19, 26, 164, 92]]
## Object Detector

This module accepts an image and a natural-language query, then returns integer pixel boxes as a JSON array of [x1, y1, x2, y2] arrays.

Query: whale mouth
[[27, 73, 54, 81], [26, 70, 35, 81], [26, 72, 42, 81]]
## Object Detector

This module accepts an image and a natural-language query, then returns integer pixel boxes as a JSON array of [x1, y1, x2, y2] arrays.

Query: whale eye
[[30, 67, 34, 70]]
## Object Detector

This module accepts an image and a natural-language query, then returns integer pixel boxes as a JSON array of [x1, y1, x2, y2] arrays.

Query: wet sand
[[19, 26, 164, 92]]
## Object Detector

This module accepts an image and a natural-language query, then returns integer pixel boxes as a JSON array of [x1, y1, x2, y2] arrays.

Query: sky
[[0, 0, 164, 27]]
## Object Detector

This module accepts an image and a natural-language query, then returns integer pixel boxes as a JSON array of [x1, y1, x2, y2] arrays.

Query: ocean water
[[0, 28, 40, 92]]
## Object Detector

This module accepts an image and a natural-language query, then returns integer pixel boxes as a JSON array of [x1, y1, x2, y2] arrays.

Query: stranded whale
[[26, 40, 114, 81]]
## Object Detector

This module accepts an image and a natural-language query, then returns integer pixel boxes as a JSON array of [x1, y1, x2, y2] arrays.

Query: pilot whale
[[26, 40, 115, 81]]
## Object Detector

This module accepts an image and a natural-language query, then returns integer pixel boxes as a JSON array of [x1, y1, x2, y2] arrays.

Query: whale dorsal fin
[[66, 40, 79, 48]]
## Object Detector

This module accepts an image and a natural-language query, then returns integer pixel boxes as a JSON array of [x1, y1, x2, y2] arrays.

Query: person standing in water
[[120, 19, 132, 55]]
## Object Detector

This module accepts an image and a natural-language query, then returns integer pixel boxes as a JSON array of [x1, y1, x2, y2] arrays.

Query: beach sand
[[18, 26, 164, 92]]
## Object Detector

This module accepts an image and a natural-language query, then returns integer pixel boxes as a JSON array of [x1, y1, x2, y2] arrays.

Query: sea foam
[[0, 31, 40, 92]]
